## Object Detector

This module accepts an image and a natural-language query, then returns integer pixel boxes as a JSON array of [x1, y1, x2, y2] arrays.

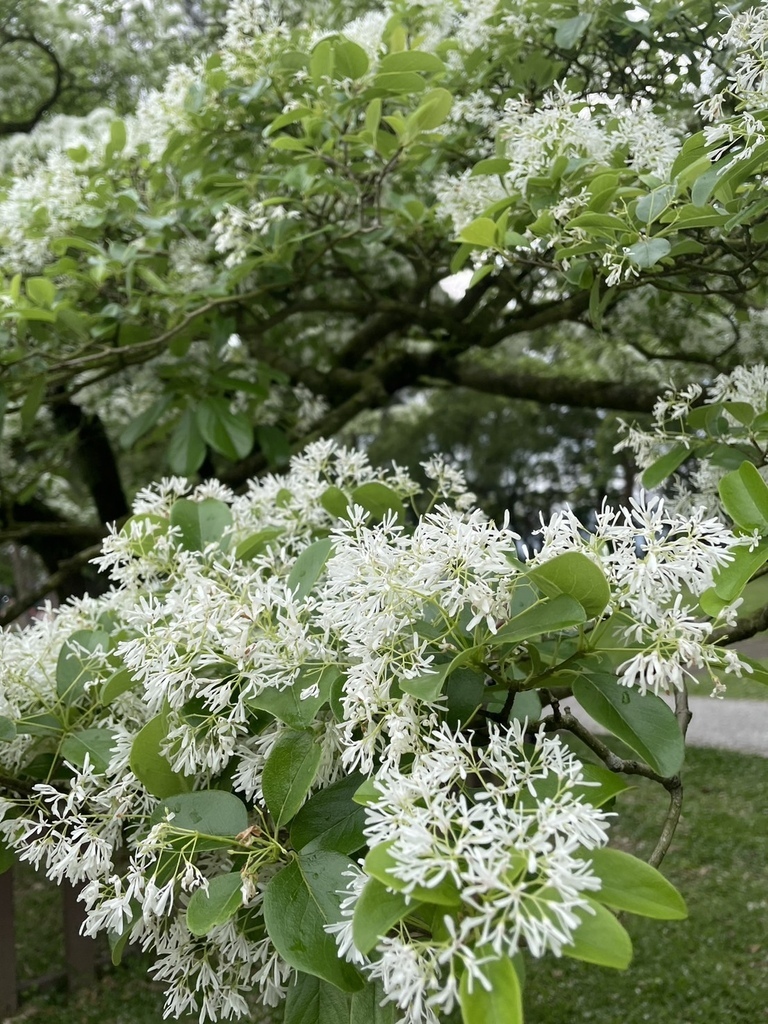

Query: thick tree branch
[[0, 31, 64, 135], [51, 400, 128, 523], [0, 544, 102, 627], [450, 363, 662, 413]]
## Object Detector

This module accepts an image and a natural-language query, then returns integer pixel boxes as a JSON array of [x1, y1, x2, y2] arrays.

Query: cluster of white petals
[[333, 721, 609, 1022], [0, 436, 748, 1019]]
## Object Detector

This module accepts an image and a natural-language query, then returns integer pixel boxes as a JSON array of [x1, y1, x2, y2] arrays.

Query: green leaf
[[722, 401, 756, 426], [263, 106, 313, 137], [718, 462, 768, 531], [187, 872, 243, 936], [100, 667, 138, 704], [350, 482, 405, 523], [352, 878, 418, 955], [641, 443, 691, 489], [118, 512, 170, 558], [700, 539, 768, 614], [350, 981, 397, 1024], [488, 593, 587, 646], [587, 848, 687, 919], [129, 713, 192, 799], [108, 119, 127, 154], [19, 376, 46, 434], [247, 664, 339, 729], [528, 552, 611, 618], [0, 836, 15, 875], [257, 424, 291, 467], [458, 217, 497, 248], [443, 666, 487, 728], [309, 38, 333, 83], [262, 729, 322, 827], [120, 396, 172, 449], [26, 277, 56, 307], [406, 87, 453, 132], [56, 629, 110, 703], [334, 40, 370, 79], [290, 772, 367, 854], [150, 790, 249, 846], [0, 716, 17, 742], [263, 850, 364, 991], [635, 185, 675, 225], [572, 674, 684, 778], [288, 538, 334, 600], [283, 972, 353, 1024], [625, 237, 671, 268], [690, 165, 720, 206], [459, 954, 523, 1024], [562, 898, 633, 969], [234, 527, 283, 561], [364, 98, 381, 135], [579, 763, 633, 807], [195, 397, 254, 461], [471, 157, 511, 177], [378, 51, 445, 74], [168, 408, 206, 475], [364, 841, 461, 907], [61, 728, 117, 774], [553, 13, 592, 48], [320, 485, 350, 519], [169, 497, 233, 552]]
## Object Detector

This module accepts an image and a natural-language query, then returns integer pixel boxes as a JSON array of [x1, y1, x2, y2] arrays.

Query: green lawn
[[7, 746, 768, 1024]]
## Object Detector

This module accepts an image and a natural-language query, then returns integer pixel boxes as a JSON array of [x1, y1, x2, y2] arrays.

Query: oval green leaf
[[187, 872, 243, 936], [572, 673, 684, 777], [587, 848, 687, 919]]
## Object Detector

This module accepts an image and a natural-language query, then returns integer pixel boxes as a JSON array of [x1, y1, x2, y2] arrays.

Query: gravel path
[[577, 696, 768, 759]]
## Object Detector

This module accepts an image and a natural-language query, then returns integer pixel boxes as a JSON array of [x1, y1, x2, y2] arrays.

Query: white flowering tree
[[1, 369, 768, 1023], [3, 0, 768, 610], [3, 3, 768, 1020], [0, 426, 746, 1023]]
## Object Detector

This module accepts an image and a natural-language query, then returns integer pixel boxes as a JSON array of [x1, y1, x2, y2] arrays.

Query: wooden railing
[[0, 867, 98, 1016]]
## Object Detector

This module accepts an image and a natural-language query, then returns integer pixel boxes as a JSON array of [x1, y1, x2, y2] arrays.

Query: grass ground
[[5, 745, 768, 1024]]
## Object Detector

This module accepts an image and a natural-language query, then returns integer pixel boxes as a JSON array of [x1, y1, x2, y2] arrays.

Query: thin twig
[[543, 710, 673, 787], [648, 781, 683, 868], [542, 708, 685, 868]]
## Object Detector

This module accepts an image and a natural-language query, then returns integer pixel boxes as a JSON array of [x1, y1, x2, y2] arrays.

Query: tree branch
[[712, 602, 768, 646], [0, 31, 64, 135], [0, 544, 102, 628]]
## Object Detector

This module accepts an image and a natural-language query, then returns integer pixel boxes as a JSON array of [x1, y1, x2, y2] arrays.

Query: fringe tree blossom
[[616, 365, 768, 520], [0, 439, 744, 1020], [332, 721, 610, 1022]]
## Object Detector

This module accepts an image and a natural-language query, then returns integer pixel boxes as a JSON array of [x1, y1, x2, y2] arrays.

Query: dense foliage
[[3, 2, 768, 1022], [3, 0, 768, 604], [2, 368, 768, 1023]]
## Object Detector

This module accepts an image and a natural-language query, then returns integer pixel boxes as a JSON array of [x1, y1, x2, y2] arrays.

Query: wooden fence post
[[62, 882, 97, 991], [0, 868, 18, 1016]]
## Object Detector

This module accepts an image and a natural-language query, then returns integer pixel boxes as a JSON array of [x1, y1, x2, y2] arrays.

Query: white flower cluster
[[534, 493, 745, 694], [701, 4, 768, 119], [334, 721, 609, 1023], [617, 364, 768, 522], [0, 436, 746, 1020], [436, 85, 680, 233], [210, 201, 300, 267]]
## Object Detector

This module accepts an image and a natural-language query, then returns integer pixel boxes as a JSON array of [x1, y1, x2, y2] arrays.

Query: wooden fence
[[0, 867, 99, 1016]]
